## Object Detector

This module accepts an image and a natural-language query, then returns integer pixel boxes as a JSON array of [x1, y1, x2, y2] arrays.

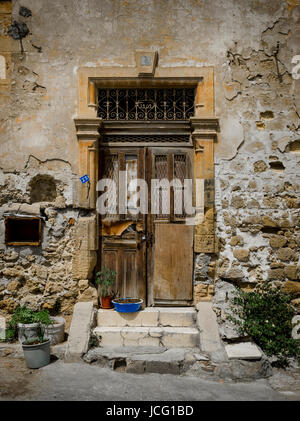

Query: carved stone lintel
[[190, 117, 219, 140], [74, 118, 102, 141]]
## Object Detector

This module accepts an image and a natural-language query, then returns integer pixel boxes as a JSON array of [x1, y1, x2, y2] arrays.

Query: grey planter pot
[[22, 339, 51, 369], [44, 316, 65, 345]]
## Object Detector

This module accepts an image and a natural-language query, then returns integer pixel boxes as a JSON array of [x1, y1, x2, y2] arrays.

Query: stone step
[[97, 307, 196, 328], [93, 326, 200, 348], [84, 346, 207, 375]]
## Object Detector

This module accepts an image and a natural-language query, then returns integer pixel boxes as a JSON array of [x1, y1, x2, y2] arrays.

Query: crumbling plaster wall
[[0, 0, 299, 324]]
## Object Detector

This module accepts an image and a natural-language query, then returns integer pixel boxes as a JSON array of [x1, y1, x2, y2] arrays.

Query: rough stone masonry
[[0, 0, 299, 348]]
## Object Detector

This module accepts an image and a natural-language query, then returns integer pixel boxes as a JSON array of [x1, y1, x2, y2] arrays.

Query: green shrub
[[229, 282, 300, 367], [1, 306, 53, 342]]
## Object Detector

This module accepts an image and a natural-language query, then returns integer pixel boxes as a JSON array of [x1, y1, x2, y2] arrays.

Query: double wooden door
[[99, 145, 194, 307]]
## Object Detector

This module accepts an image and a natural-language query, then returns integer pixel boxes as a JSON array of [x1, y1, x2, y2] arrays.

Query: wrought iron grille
[[102, 135, 190, 143], [97, 87, 195, 121]]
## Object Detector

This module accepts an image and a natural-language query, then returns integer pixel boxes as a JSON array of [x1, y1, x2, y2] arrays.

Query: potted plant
[[95, 267, 116, 309], [7, 306, 65, 345], [21, 323, 51, 369]]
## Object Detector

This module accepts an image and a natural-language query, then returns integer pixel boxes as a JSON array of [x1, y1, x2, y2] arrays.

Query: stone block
[[93, 326, 199, 348], [161, 327, 199, 348], [97, 308, 159, 327], [78, 285, 98, 307], [225, 342, 263, 360], [285, 265, 299, 280], [65, 301, 95, 362], [158, 308, 196, 327], [221, 268, 244, 281], [277, 248, 296, 262], [123, 327, 161, 347], [291, 298, 300, 314], [145, 360, 180, 375], [126, 359, 145, 374], [194, 234, 217, 253], [268, 268, 285, 280], [229, 235, 244, 246], [233, 249, 250, 262], [282, 281, 300, 296], [93, 327, 124, 347], [72, 249, 97, 280], [196, 302, 225, 358], [269, 235, 287, 248]]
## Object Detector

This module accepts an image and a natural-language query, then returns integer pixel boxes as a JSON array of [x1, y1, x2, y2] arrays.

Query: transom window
[[97, 87, 196, 121]]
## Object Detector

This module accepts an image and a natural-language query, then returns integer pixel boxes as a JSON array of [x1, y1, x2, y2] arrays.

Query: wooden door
[[99, 147, 147, 307], [147, 148, 194, 306]]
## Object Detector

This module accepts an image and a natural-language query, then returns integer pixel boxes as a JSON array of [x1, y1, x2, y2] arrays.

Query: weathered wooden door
[[99, 147, 147, 307], [99, 145, 194, 307], [147, 148, 194, 306]]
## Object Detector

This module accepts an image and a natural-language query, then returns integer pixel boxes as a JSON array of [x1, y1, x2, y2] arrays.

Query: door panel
[[153, 224, 194, 304], [99, 144, 194, 307], [99, 147, 146, 307], [147, 148, 194, 306]]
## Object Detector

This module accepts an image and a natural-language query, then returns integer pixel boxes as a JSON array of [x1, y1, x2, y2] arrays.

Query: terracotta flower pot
[[101, 295, 114, 309]]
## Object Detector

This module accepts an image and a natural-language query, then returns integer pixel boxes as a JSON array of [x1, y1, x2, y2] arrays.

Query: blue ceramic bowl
[[112, 298, 143, 313]]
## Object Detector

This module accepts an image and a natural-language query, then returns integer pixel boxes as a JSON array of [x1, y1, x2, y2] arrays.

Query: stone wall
[[0, 1, 299, 329]]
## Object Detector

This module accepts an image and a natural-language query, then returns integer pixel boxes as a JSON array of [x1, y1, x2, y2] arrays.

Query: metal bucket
[[22, 339, 51, 369]]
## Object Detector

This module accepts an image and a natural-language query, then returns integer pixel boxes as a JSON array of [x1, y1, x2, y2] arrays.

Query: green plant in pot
[[21, 323, 51, 369], [95, 267, 116, 309], [5, 306, 53, 368]]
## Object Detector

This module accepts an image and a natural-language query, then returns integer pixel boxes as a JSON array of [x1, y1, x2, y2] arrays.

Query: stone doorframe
[[72, 63, 219, 290]]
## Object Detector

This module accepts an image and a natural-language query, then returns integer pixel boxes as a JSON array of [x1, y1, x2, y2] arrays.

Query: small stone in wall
[[291, 298, 300, 314], [229, 235, 244, 246], [268, 268, 285, 280], [6, 280, 21, 293], [282, 281, 300, 297], [78, 286, 98, 307], [269, 235, 287, 248], [253, 160, 268, 172], [0, 298, 16, 313], [285, 265, 299, 280], [262, 216, 277, 227], [230, 196, 245, 209], [233, 249, 250, 262], [221, 268, 244, 281], [78, 279, 89, 291], [277, 247, 296, 262]]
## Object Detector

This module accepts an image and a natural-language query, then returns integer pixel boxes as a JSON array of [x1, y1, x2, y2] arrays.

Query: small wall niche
[[29, 174, 57, 203], [5, 216, 42, 246]]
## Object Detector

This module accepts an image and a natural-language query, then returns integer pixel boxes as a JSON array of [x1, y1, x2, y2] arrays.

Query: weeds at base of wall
[[229, 282, 300, 367]]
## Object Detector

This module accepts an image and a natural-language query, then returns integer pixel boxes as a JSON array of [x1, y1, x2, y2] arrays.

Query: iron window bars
[[97, 87, 195, 121]]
